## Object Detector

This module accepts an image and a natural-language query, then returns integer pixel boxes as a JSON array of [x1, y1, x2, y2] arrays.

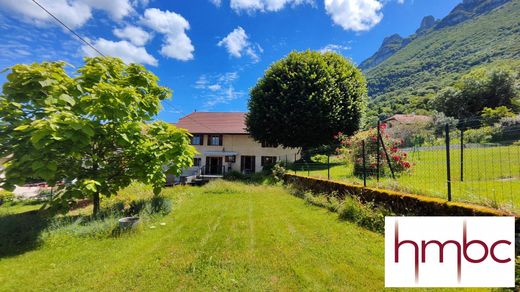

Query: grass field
[[0, 181, 388, 291], [295, 145, 520, 212]]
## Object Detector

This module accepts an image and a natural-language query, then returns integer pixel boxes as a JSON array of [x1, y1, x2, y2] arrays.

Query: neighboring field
[[0, 181, 386, 291], [295, 145, 520, 212]]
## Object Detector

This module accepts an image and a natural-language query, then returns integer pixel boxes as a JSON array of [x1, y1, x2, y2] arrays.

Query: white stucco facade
[[181, 134, 300, 176]]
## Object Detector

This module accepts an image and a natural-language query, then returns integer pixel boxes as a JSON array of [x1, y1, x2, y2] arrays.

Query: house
[[382, 114, 433, 146], [174, 112, 300, 179], [383, 114, 433, 127]]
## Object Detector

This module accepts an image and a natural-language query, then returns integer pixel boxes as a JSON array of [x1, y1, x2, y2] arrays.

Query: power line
[[31, 0, 105, 57], [30, 0, 214, 134]]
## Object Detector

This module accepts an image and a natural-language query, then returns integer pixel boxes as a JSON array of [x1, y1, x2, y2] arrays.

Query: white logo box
[[385, 216, 515, 287]]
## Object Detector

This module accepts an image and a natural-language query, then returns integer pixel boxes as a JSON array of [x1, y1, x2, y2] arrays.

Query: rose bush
[[336, 123, 413, 177]]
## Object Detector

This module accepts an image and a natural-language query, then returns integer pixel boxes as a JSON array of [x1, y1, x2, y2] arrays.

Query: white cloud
[[194, 72, 244, 108], [209, 0, 222, 7], [0, 0, 92, 29], [113, 25, 151, 46], [218, 27, 248, 57], [140, 8, 194, 61], [131, 0, 150, 7], [81, 38, 158, 66], [207, 84, 222, 91], [218, 27, 261, 62], [230, 0, 313, 13], [324, 0, 384, 31], [319, 43, 351, 53], [81, 0, 133, 20], [0, 0, 135, 29]]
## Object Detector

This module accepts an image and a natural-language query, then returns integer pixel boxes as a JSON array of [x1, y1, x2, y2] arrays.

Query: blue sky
[[0, 0, 460, 122]]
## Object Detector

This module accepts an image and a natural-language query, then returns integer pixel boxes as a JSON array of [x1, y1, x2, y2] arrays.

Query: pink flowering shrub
[[335, 123, 413, 177]]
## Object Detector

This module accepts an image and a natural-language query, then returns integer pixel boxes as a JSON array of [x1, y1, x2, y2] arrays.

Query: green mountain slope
[[363, 0, 520, 115]]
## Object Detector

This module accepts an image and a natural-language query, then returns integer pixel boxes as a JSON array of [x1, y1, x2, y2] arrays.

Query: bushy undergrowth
[[222, 170, 275, 185], [0, 190, 15, 205], [292, 188, 391, 233]]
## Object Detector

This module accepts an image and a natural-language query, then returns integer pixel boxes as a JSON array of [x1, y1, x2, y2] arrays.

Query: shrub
[[336, 123, 413, 177], [481, 106, 515, 126], [147, 195, 172, 216], [223, 171, 246, 181], [464, 126, 499, 143], [310, 154, 328, 164], [432, 112, 459, 136], [337, 199, 387, 233], [0, 190, 15, 205], [127, 199, 147, 216], [298, 190, 389, 233], [271, 163, 287, 183]]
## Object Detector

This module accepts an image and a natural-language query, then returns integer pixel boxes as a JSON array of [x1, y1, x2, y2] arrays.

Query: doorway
[[205, 157, 223, 175]]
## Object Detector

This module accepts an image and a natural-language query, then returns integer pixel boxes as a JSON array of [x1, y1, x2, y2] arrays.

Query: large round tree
[[246, 51, 367, 148]]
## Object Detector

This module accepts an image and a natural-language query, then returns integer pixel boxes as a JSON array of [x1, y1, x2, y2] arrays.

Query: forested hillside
[[362, 0, 520, 118]]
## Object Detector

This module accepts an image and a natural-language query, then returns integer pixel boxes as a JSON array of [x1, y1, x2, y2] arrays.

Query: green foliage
[[337, 198, 387, 234], [365, 0, 520, 115], [433, 67, 519, 119], [299, 190, 389, 233], [246, 50, 367, 148], [336, 123, 413, 177], [271, 163, 287, 183], [0, 57, 196, 214], [463, 126, 498, 143], [0, 190, 14, 205], [310, 154, 328, 164], [223, 171, 246, 181], [481, 106, 515, 126], [0, 182, 385, 291], [432, 112, 459, 136]]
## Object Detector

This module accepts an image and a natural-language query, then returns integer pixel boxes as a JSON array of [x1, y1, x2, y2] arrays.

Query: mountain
[[361, 0, 520, 115], [435, 0, 511, 29], [415, 15, 438, 35], [359, 34, 410, 69]]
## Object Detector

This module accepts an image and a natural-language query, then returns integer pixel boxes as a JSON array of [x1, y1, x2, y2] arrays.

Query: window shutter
[[219, 135, 223, 146]]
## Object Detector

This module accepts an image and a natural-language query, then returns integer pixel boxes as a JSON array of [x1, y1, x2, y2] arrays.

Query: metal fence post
[[327, 155, 330, 180], [460, 128, 464, 182], [294, 153, 297, 175], [362, 140, 367, 187], [445, 123, 452, 201], [376, 120, 381, 182]]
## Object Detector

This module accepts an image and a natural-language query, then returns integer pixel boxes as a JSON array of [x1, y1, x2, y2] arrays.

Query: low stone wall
[[283, 174, 513, 217]]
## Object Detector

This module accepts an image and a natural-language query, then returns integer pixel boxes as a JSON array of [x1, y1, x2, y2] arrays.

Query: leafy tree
[[246, 51, 367, 148], [481, 106, 515, 126], [434, 67, 519, 119], [0, 57, 195, 215], [432, 112, 458, 136]]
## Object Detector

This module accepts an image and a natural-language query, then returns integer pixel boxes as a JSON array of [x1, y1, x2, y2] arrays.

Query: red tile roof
[[174, 112, 248, 134], [383, 114, 432, 124]]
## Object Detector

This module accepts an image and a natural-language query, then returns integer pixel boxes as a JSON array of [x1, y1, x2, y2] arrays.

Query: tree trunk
[[93, 191, 100, 216]]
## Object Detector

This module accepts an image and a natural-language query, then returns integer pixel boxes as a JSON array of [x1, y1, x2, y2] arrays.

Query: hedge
[[283, 174, 514, 217]]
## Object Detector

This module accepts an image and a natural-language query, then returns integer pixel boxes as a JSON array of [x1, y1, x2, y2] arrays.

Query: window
[[208, 134, 222, 146], [261, 156, 277, 166], [241, 156, 256, 173], [191, 134, 203, 145], [261, 141, 278, 148], [193, 158, 201, 167]]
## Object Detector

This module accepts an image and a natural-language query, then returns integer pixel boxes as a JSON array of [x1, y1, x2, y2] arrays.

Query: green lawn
[[0, 181, 388, 291], [297, 145, 520, 212]]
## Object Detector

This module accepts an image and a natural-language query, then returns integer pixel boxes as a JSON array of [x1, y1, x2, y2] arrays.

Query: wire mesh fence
[[287, 116, 520, 213]]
